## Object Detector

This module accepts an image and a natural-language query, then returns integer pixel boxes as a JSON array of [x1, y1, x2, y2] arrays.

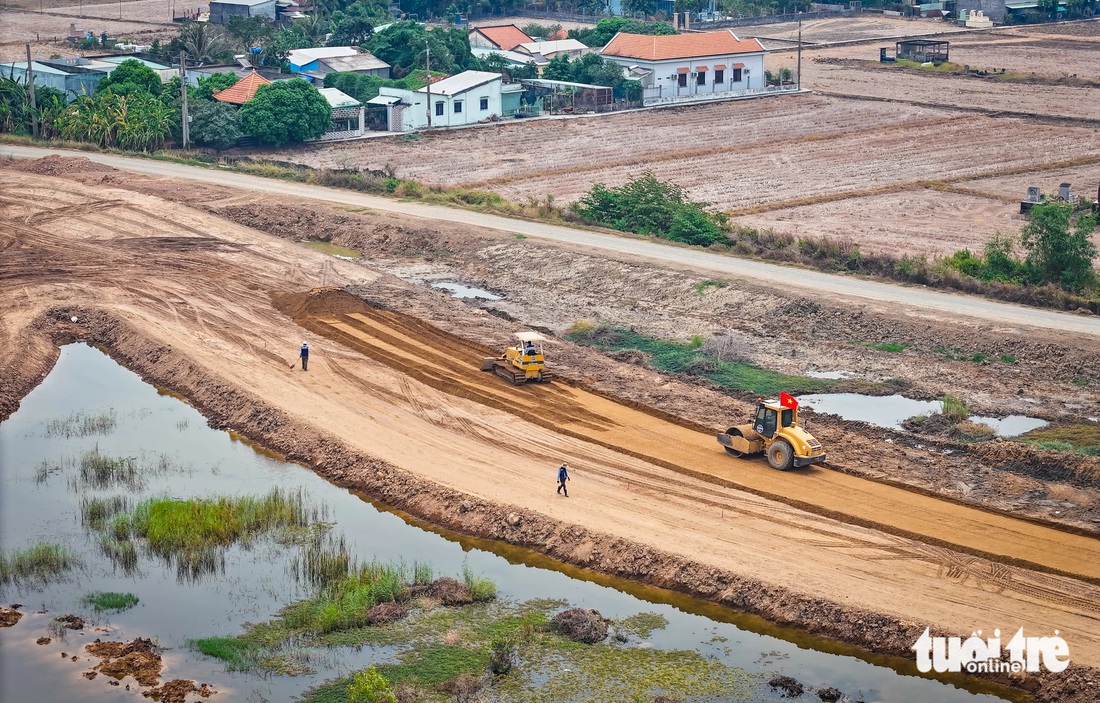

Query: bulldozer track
[[275, 288, 1100, 590]]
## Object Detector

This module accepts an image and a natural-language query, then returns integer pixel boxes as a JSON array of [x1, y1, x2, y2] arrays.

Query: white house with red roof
[[600, 30, 768, 104]]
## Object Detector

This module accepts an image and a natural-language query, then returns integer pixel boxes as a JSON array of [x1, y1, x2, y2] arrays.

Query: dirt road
[[2, 161, 1100, 703], [3, 144, 1099, 338]]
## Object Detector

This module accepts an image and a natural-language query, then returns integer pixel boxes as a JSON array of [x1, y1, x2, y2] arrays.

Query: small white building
[[315, 87, 365, 141], [371, 71, 503, 132], [515, 39, 590, 62], [600, 30, 767, 104]]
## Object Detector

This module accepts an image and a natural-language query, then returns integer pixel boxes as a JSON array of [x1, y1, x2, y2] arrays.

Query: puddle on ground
[[798, 393, 1046, 436], [431, 281, 503, 300], [0, 345, 1020, 703]]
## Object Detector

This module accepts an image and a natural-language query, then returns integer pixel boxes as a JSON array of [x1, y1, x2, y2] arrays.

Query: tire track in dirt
[[274, 288, 1100, 590]]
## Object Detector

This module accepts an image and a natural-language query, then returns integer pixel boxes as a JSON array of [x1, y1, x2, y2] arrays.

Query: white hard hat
[[302, 341, 308, 346]]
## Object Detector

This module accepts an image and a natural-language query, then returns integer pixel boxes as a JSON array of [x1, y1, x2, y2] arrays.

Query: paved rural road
[[6, 144, 1100, 337]]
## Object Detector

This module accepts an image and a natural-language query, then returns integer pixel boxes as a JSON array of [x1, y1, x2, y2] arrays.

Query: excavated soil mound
[[56, 614, 84, 630], [366, 602, 409, 625], [86, 637, 162, 687], [768, 675, 805, 697], [0, 608, 22, 627], [429, 577, 472, 605], [972, 440, 1100, 487], [8, 155, 117, 177], [550, 607, 610, 644], [142, 679, 213, 703]]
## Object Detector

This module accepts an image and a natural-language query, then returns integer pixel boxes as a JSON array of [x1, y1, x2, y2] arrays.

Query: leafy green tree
[[190, 101, 244, 149], [97, 59, 163, 96], [329, 0, 389, 46], [367, 21, 462, 76], [621, 0, 653, 13], [570, 17, 677, 48], [225, 15, 272, 52], [192, 72, 240, 101], [1021, 201, 1098, 292], [476, 53, 537, 81], [542, 54, 572, 81], [574, 172, 725, 246], [239, 79, 332, 146], [570, 53, 626, 92]]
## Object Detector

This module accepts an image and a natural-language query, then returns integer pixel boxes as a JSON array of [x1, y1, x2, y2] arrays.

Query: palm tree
[[178, 21, 231, 63]]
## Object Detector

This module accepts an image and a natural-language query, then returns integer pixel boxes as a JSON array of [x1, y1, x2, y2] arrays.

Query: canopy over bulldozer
[[481, 332, 553, 385], [717, 392, 825, 470]]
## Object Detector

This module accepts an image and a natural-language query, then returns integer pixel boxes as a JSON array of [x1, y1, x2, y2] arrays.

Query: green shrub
[[348, 667, 396, 703], [573, 172, 725, 247], [940, 394, 969, 421], [999, 354, 1017, 363]]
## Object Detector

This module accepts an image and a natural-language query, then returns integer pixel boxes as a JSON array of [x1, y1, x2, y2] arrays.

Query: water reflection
[[0, 344, 1022, 702]]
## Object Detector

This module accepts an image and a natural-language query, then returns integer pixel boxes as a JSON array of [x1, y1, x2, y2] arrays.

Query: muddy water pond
[[798, 393, 1047, 436], [0, 345, 1022, 702]]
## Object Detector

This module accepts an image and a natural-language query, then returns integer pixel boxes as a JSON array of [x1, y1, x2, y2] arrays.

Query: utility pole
[[424, 42, 431, 129], [179, 52, 189, 149], [26, 43, 39, 139], [796, 16, 802, 91]]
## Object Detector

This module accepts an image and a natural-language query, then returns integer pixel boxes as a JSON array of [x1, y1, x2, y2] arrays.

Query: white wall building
[[600, 30, 767, 104], [371, 71, 503, 132]]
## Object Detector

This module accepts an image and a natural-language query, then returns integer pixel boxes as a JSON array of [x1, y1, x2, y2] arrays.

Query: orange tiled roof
[[601, 30, 764, 61], [472, 24, 533, 51], [547, 28, 569, 41], [213, 71, 271, 105]]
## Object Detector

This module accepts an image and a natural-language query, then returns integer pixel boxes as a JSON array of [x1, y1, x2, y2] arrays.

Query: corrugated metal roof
[[98, 56, 168, 69], [318, 53, 389, 73], [416, 70, 500, 97], [318, 87, 361, 108], [211, 0, 274, 6], [471, 47, 542, 65], [516, 39, 587, 54], [287, 46, 358, 66], [0, 61, 69, 75]]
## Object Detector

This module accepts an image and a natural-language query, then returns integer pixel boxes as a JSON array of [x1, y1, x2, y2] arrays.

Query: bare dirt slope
[[2, 159, 1100, 703]]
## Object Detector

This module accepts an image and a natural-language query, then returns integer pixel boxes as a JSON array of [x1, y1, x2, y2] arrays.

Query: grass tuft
[[568, 326, 831, 396], [940, 394, 969, 422], [0, 543, 79, 586], [82, 591, 140, 612]]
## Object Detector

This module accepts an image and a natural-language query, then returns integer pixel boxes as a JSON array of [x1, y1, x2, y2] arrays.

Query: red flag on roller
[[779, 391, 799, 410]]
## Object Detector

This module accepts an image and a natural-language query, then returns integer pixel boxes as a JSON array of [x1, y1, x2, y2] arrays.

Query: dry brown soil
[[3, 156, 1100, 702], [251, 17, 1100, 263]]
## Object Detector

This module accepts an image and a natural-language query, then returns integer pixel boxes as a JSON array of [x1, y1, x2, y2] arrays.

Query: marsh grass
[[45, 410, 117, 438], [567, 326, 831, 396], [462, 562, 497, 602], [74, 447, 141, 490], [98, 535, 139, 575], [0, 543, 78, 586], [283, 560, 408, 634], [82, 591, 139, 612], [1020, 423, 1100, 455], [191, 636, 264, 671], [102, 488, 315, 580], [940, 395, 970, 422], [81, 495, 131, 529], [299, 599, 751, 703]]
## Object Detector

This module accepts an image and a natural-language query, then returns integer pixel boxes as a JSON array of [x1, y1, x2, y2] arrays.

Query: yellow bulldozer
[[481, 332, 553, 385], [716, 393, 825, 470]]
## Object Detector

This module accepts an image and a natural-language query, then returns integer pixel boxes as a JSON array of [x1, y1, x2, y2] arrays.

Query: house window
[[479, 96, 489, 110], [696, 71, 706, 85], [677, 73, 687, 88], [732, 68, 743, 82], [435, 101, 444, 116], [715, 69, 724, 83], [454, 100, 463, 114]]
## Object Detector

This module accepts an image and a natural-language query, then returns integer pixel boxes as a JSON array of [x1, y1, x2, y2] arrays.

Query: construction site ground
[[2, 154, 1100, 701]]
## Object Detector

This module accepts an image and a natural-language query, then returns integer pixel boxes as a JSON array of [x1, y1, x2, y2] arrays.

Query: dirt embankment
[[4, 157, 1100, 703], [17, 307, 1100, 703]]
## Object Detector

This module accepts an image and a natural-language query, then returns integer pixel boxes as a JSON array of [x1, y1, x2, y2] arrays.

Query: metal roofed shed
[[415, 70, 500, 97], [520, 78, 613, 114], [209, 0, 276, 24], [895, 39, 949, 64]]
